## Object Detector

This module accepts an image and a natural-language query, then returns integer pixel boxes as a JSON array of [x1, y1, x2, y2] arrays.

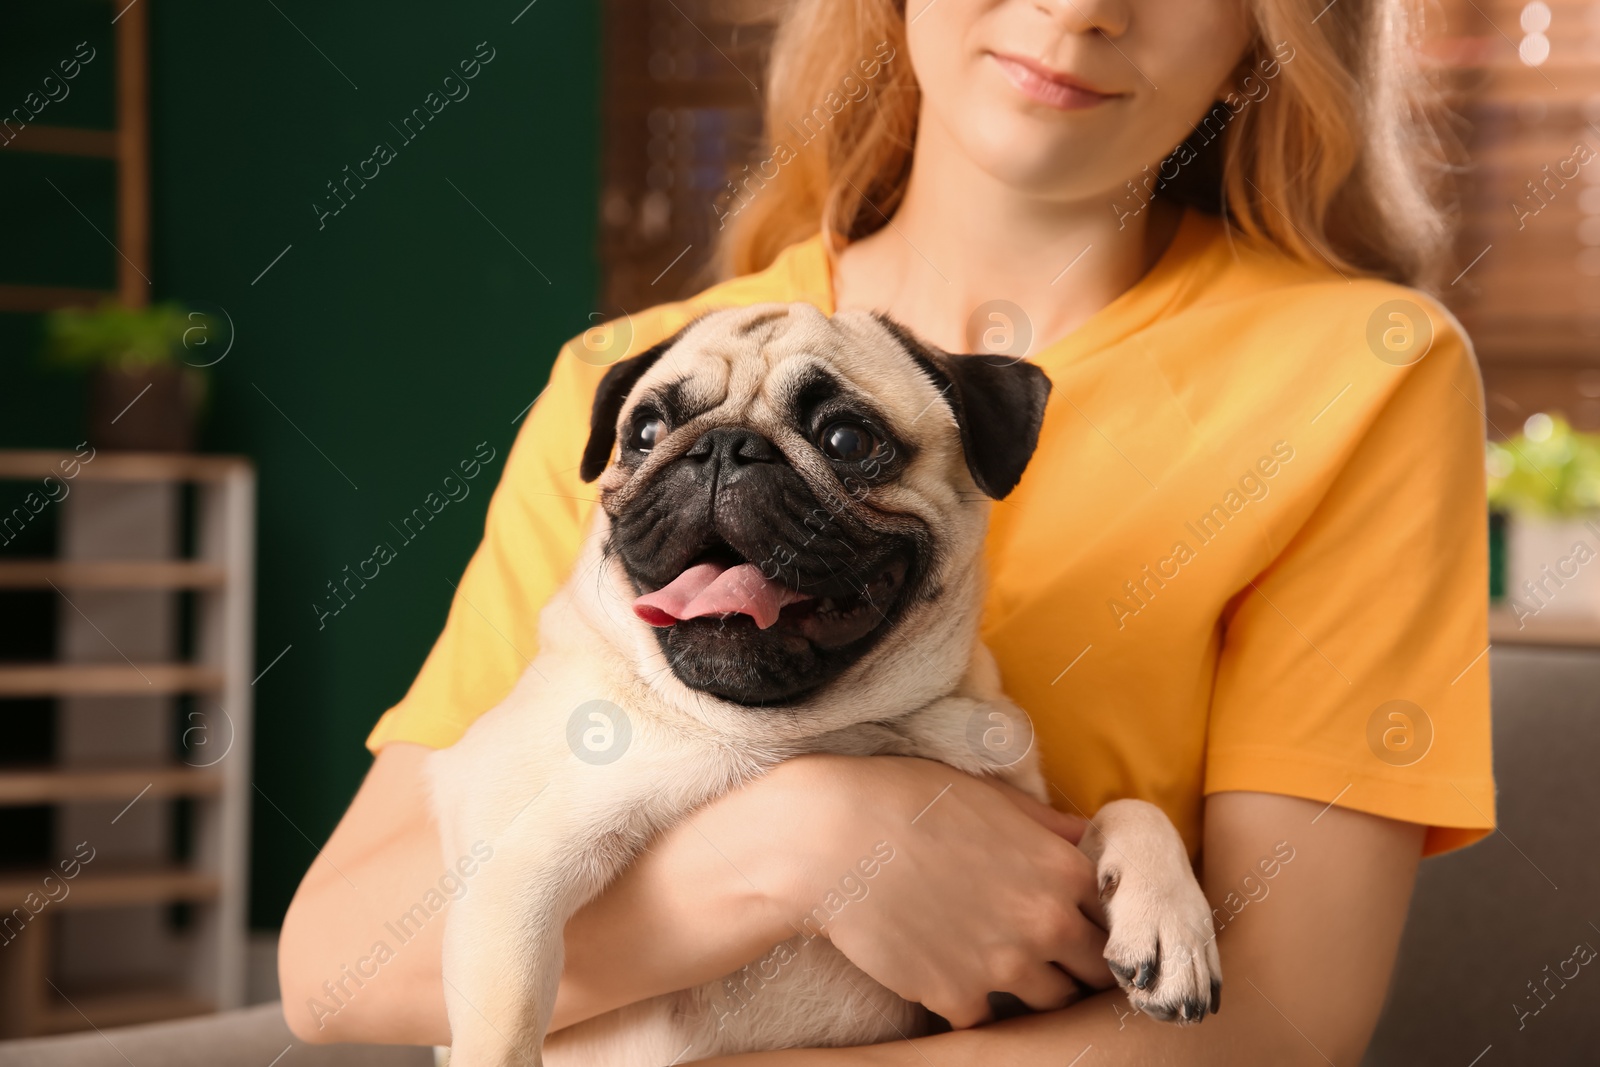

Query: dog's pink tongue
[[634, 561, 809, 630]]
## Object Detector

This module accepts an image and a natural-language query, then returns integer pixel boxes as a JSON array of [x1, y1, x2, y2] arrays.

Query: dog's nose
[[686, 427, 779, 467]]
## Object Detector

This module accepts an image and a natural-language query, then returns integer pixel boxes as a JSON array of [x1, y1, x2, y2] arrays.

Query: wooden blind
[[599, 0, 774, 312], [1437, 0, 1600, 434]]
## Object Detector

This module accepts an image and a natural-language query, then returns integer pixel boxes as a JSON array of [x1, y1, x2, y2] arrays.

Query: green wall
[[1, 0, 601, 928]]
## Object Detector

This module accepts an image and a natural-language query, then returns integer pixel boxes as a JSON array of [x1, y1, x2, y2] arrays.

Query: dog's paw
[[1099, 852, 1221, 1025]]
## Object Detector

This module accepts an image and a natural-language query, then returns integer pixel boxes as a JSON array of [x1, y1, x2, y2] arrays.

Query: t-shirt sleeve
[[1204, 311, 1496, 856], [365, 343, 605, 752]]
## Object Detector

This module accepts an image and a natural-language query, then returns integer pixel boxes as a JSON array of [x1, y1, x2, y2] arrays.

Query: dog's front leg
[[442, 813, 632, 1067], [1080, 799, 1222, 1024]]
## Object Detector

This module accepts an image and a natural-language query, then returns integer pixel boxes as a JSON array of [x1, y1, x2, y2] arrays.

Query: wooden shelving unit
[[0, 450, 255, 1038], [1, 0, 252, 1028], [0, 0, 150, 313]]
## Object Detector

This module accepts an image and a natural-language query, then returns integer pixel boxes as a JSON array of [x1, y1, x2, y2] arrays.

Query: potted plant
[[1487, 413, 1600, 626], [41, 301, 213, 452]]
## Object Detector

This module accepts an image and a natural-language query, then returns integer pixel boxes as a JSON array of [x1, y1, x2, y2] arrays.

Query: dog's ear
[[877, 315, 1053, 499], [925, 353, 1053, 499], [578, 338, 673, 483]]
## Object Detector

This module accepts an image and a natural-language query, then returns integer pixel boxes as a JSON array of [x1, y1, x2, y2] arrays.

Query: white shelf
[[0, 450, 256, 1038]]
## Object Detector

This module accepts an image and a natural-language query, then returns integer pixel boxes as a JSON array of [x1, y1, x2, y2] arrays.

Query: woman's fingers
[[990, 781, 1090, 844], [924, 988, 992, 1031], [997, 962, 1080, 1014], [930, 958, 1092, 1029], [804, 758, 1126, 1026], [1050, 914, 1115, 990], [1034, 845, 1115, 987], [1047, 834, 1110, 931], [1078, 876, 1110, 932]]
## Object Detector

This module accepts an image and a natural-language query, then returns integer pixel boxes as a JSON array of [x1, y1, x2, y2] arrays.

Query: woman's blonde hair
[[717, 0, 1458, 291]]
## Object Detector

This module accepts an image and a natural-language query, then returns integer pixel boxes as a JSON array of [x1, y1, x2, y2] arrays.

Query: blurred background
[[0, 0, 1597, 1064]]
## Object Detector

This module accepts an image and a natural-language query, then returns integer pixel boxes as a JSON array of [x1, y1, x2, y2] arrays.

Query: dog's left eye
[[628, 415, 665, 452], [820, 421, 880, 463]]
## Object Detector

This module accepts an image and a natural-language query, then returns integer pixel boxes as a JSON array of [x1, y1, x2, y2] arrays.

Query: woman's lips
[[991, 53, 1119, 111]]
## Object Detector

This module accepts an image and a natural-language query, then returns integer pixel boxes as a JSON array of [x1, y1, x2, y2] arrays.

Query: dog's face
[[580, 303, 1050, 707]]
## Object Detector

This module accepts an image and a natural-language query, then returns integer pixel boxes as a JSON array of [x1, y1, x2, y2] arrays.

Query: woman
[[281, 0, 1495, 1061]]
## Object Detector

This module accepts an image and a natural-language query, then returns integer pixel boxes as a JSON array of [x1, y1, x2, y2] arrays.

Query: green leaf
[[1486, 414, 1600, 519], [39, 300, 213, 372]]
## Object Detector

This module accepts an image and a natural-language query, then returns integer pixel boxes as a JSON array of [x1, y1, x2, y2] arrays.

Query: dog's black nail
[[1209, 977, 1222, 1014], [1134, 959, 1156, 990]]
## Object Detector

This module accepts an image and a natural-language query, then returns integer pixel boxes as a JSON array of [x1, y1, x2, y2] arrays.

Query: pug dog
[[428, 303, 1221, 1067]]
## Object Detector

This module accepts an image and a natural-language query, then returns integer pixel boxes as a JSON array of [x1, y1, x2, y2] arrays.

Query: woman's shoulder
[[1175, 211, 1476, 372], [1128, 213, 1485, 478]]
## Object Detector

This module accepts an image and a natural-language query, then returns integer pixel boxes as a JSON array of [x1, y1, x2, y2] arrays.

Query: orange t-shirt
[[368, 209, 1496, 857]]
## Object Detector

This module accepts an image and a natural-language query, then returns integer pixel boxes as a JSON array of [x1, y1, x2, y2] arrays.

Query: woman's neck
[[832, 120, 1183, 356]]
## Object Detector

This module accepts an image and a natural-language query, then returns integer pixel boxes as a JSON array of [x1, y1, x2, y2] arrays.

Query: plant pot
[[87, 365, 200, 452], [1503, 513, 1600, 625]]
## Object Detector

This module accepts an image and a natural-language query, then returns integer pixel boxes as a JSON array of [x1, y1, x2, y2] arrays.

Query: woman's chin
[[936, 104, 1128, 196], [963, 134, 1124, 200]]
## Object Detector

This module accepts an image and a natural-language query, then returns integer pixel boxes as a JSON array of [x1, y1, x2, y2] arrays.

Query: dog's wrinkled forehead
[[631, 303, 937, 425]]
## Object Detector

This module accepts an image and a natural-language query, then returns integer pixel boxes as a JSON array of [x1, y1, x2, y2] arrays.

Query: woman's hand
[[763, 754, 1115, 1030], [683, 794, 1430, 1067]]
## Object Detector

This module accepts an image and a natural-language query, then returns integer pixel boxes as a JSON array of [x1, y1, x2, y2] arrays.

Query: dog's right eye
[[820, 421, 880, 463], [627, 415, 665, 452]]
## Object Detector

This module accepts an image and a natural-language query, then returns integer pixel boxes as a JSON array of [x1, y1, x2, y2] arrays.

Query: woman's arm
[[280, 742, 803, 1044], [279, 743, 454, 1044], [278, 746, 1114, 1044], [693, 790, 1426, 1066]]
